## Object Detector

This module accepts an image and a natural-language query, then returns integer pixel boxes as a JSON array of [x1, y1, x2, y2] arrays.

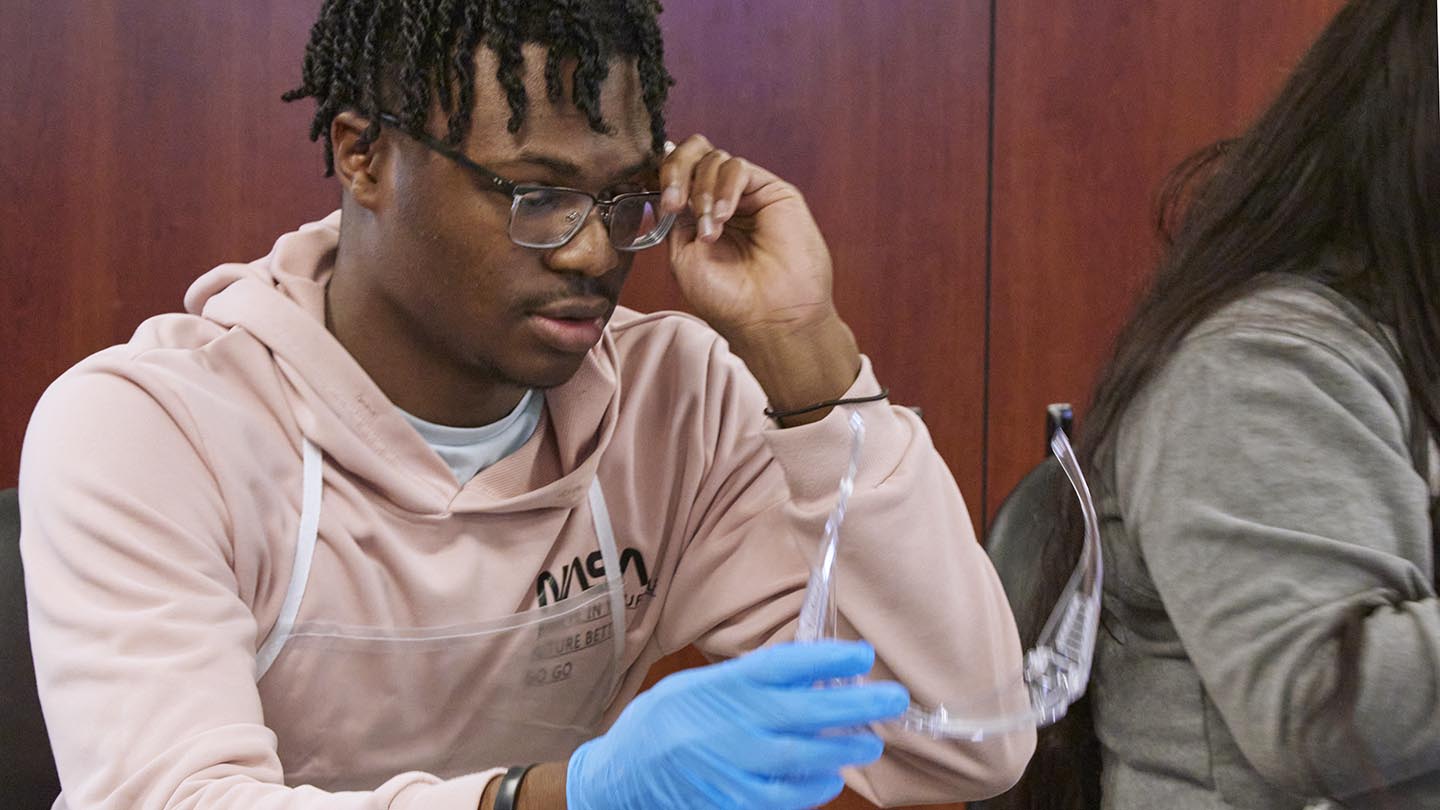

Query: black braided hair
[[282, 0, 675, 175]]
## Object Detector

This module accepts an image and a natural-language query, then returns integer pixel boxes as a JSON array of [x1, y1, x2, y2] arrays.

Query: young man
[[20, 2, 1033, 809]]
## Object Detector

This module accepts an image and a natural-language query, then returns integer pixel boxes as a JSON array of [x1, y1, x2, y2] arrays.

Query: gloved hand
[[566, 641, 908, 810]]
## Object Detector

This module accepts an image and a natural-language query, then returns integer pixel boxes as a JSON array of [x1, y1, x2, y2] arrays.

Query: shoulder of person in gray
[[1092, 272, 1440, 810]]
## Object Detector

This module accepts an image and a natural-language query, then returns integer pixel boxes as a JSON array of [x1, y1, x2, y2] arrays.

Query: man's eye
[[518, 191, 568, 210]]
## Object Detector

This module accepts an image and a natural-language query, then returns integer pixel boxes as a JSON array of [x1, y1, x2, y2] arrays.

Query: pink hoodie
[[20, 212, 1034, 810]]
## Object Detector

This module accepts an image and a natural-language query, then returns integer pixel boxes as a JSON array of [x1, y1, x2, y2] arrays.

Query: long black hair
[[1089, 0, 1439, 474], [995, 1, 1438, 807], [282, 0, 675, 175]]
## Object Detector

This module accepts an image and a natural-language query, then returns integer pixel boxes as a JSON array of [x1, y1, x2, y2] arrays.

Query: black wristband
[[493, 764, 535, 810], [764, 387, 890, 421]]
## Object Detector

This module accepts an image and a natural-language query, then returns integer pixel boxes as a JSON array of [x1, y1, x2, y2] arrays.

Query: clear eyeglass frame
[[796, 413, 1104, 741]]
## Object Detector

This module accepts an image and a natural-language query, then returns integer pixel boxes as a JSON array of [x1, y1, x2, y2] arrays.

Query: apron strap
[[587, 480, 628, 672], [255, 438, 324, 680]]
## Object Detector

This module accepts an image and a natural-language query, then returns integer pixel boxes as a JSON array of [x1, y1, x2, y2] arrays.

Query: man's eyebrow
[[508, 151, 661, 186], [613, 156, 662, 184], [510, 151, 585, 178]]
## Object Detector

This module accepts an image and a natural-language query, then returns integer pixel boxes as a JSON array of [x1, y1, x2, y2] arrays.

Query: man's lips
[[530, 298, 612, 321], [526, 298, 612, 354]]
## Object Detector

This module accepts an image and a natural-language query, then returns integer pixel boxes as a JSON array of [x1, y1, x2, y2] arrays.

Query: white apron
[[252, 438, 627, 790]]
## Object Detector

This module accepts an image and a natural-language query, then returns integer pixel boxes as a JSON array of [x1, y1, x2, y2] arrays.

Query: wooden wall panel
[[627, 0, 994, 534], [1, 0, 337, 488], [985, 2, 1346, 518]]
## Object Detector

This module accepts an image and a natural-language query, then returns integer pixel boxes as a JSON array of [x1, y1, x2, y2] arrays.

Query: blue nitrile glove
[[566, 641, 908, 810]]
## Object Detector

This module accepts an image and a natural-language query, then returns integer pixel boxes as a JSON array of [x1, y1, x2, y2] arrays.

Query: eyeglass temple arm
[[374, 113, 515, 196]]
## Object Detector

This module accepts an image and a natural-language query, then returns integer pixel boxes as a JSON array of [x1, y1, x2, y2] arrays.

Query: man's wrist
[[479, 761, 568, 810], [728, 310, 862, 427]]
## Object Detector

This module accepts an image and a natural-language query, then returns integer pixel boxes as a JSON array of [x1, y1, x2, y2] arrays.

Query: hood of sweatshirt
[[182, 211, 619, 516]]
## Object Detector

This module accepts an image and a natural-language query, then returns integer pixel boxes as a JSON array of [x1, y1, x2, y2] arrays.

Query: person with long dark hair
[[1022, 1, 1439, 807]]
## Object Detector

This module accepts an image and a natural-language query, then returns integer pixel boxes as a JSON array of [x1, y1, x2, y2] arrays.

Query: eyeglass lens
[[509, 188, 672, 251]]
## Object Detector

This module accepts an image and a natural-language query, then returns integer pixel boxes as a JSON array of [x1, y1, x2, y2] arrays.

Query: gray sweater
[[1093, 276, 1440, 810]]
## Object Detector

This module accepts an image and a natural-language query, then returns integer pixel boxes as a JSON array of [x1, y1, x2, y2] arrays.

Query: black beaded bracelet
[[492, 764, 535, 810], [764, 387, 890, 421]]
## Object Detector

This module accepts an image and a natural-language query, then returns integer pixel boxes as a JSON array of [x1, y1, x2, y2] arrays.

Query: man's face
[[371, 44, 658, 390]]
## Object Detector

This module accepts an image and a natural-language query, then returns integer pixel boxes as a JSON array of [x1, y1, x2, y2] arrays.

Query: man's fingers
[[659, 133, 715, 215]]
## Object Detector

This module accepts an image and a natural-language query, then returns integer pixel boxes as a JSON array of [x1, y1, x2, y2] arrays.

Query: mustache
[[518, 276, 619, 312]]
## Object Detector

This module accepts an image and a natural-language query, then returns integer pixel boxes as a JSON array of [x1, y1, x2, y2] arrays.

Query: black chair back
[[0, 488, 62, 808], [984, 458, 1068, 623]]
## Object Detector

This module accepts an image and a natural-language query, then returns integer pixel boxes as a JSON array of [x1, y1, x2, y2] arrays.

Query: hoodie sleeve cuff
[[392, 768, 505, 810], [761, 356, 917, 502]]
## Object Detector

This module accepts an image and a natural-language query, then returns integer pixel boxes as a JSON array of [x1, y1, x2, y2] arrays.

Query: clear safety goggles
[[796, 412, 1103, 740]]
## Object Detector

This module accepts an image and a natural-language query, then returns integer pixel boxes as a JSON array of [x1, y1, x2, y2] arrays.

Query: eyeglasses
[[376, 113, 677, 252], [796, 415, 1103, 741]]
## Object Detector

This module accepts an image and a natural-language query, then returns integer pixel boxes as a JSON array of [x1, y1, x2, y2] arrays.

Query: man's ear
[[331, 111, 387, 210]]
